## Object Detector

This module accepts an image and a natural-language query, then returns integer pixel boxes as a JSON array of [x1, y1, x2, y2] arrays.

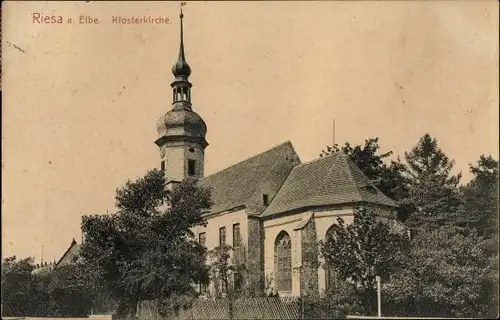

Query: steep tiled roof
[[199, 141, 300, 214], [56, 242, 81, 267], [261, 152, 398, 217]]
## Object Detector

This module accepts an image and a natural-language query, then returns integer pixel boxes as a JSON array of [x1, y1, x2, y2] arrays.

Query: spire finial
[[180, 2, 185, 19], [172, 2, 191, 78]]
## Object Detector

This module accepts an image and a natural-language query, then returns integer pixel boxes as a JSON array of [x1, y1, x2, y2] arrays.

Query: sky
[[2, 1, 498, 263]]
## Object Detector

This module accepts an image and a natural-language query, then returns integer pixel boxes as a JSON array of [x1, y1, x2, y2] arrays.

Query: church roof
[[260, 151, 398, 218], [199, 141, 300, 215]]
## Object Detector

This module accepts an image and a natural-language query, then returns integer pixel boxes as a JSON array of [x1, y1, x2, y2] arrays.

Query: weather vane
[[180, 2, 186, 18]]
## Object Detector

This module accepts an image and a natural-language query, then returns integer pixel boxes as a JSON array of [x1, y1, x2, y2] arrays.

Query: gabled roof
[[56, 239, 81, 267], [261, 152, 398, 218], [199, 141, 300, 215]]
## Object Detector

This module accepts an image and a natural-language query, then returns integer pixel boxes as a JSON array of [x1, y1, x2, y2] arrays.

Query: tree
[[45, 264, 94, 316], [320, 138, 410, 219], [1, 256, 36, 316], [79, 169, 212, 319], [384, 226, 498, 318], [1, 256, 97, 317], [321, 138, 393, 182], [459, 155, 499, 240], [319, 205, 410, 315], [403, 134, 462, 230], [208, 244, 248, 297], [209, 245, 234, 299]]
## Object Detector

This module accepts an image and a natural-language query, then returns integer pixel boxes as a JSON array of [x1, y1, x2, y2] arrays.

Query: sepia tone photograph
[[1, 1, 499, 319]]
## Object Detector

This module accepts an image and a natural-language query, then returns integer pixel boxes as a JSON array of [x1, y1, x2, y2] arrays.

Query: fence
[[138, 297, 344, 320]]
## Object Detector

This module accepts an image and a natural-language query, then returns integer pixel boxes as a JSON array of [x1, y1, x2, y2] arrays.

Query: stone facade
[[299, 216, 319, 298], [246, 216, 265, 296]]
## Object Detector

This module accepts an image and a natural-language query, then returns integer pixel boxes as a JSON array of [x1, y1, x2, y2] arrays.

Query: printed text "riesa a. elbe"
[[32, 13, 100, 24]]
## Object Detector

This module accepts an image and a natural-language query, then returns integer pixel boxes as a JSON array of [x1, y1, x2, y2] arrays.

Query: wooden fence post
[[376, 276, 382, 318]]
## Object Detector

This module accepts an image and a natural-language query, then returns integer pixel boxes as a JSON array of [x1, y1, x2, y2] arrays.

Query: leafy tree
[[384, 226, 498, 318], [208, 244, 248, 296], [31, 269, 53, 316], [319, 205, 410, 315], [403, 134, 462, 230], [458, 155, 499, 240], [2, 256, 96, 317], [209, 245, 234, 298], [321, 138, 393, 182], [45, 264, 94, 316], [320, 138, 410, 219], [79, 169, 212, 319], [1, 256, 36, 316]]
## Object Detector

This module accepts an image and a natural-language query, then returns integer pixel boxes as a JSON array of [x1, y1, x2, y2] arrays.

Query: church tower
[[155, 8, 208, 189]]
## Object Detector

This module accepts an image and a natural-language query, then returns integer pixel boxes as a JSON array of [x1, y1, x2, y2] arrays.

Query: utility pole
[[376, 275, 382, 318], [41, 245, 44, 265], [332, 118, 336, 147]]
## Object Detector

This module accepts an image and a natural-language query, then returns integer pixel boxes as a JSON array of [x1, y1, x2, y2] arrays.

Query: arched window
[[325, 225, 339, 292], [274, 231, 292, 292]]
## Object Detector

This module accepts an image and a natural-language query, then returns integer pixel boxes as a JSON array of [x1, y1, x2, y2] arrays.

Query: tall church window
[[325, 225, 339, 292], [188, 159, 196, 176], [199, 232, 206, 247], [219, 227, 226, 246], [274, 231, 292, 292], [233, 223, 241, 247], [161, 160, 165, 171]]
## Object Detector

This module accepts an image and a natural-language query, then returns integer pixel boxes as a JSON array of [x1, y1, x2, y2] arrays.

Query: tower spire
[[178, 5, 186, 64], [172, 2, 191, 79]]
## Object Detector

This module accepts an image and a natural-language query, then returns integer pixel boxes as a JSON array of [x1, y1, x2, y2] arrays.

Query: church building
[[156, 10, 407, 298]]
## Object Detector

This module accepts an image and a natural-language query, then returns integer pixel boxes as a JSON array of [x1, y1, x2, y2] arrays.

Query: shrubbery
[[1, 258, 96, 317]]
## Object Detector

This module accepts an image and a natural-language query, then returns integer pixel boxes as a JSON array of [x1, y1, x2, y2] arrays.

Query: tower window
[[189, 148, 195, 153], [161, 160, 165, 171], [263, 194, 269, 206], [188, 159, 196, 176]]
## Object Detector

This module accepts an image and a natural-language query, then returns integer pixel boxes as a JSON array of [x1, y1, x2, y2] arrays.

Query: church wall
[[263, 211, 311, 296], [313, 207, 355, 295], [162, 140, 205, 182], [262, 207, 358, 297], [164, 146, 186, 182], [183, 145, 205, 178], [192, 209, 248, 251], [191, 209, 248, 297]]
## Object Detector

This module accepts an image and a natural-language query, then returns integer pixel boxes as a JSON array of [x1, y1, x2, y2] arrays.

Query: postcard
[[2, 1, 498, 319]]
